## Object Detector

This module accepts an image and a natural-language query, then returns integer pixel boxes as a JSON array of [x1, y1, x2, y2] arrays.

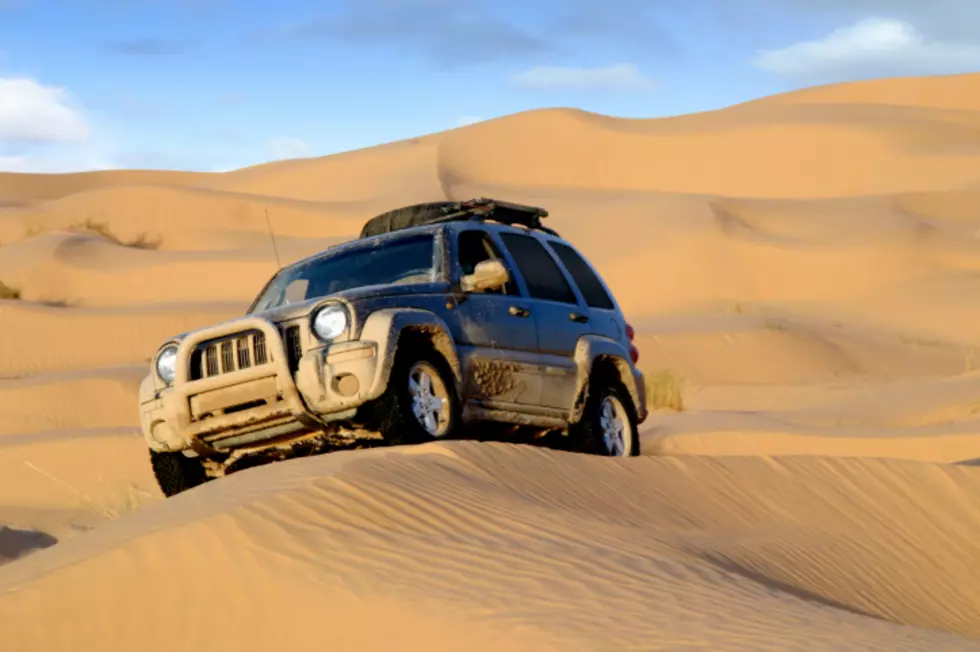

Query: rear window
[[547, 241, 615, 310], [498, 232, 577, 304]]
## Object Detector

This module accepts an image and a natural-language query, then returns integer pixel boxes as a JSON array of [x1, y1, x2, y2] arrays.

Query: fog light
[[334, 373, 360, 397], [150, 421, 175, 446]]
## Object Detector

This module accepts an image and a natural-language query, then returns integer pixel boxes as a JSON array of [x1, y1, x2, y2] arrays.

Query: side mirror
[[460, 259, 509, 293]]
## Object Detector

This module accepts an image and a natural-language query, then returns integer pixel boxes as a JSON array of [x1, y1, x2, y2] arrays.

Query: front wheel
[[571, 383, 640, 457], [375, 350, 461, 446], [149, 449, 209, 497]]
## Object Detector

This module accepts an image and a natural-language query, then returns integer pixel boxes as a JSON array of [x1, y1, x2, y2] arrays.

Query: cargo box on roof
[[359, 197, 554, 238]]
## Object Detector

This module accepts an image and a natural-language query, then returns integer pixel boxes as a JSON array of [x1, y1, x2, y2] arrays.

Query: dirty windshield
[[249, 233, 437, 312]]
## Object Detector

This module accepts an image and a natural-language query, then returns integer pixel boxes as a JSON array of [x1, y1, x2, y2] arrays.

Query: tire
[[571, 381, 640, 457], [150, 449, 209, 497], [375, 347, 461, 447]]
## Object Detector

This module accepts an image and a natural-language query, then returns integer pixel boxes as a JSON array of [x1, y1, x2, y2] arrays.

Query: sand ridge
[[1, 443, 979, 651], [1, 72, 980, 650]]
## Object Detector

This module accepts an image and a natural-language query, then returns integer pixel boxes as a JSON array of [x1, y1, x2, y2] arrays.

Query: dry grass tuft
[[763, 319, 788, 331], [125, 231, 162, 249], [23, 218, 162, 249], [0, 280, 21, 300], [900, 333, 943, 347], [74, 218, 162, 249], [37, 297, 72, 308], [643, 370, 685, 411]]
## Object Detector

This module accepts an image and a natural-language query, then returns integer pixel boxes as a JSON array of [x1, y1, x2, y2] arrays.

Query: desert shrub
[[0, 280, 20, 300], [125, 231, 162, 249], [76, 217, 119, 242], [76, 218, 162, 249], [24, 218, 162, 249], [644, 370, 685, 411]]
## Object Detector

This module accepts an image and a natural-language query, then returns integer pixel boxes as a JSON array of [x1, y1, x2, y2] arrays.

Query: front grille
[[283, 324, 302, 372], [190, 330, 270, 381]]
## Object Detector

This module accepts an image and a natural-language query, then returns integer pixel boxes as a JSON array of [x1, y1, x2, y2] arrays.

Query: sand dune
[[2, 71, 980, 650], [0, 231, 284, 306], [211, 138, 449, 203], [0, 366, 143, 436], [755, 72, 980, 111], [433, 104, 980, 198], [0, 169, 209, 204], [632, 316, 968, 385], [2, 443, 979, 651], [0, 301, 241, 375], [0, 184, 364, 256]]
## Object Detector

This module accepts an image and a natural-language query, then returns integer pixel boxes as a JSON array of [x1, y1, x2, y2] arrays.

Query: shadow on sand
[[0, 526, 58, 565]]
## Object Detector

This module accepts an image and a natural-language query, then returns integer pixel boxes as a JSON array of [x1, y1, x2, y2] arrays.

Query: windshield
[[249, 233, 438, 312]]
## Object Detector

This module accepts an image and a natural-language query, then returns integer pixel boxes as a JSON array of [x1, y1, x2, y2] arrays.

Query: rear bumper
[[139, 317, 388, 454]]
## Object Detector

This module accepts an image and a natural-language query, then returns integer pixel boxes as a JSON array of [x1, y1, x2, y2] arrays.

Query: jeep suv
[[139, 198, 647, 496]]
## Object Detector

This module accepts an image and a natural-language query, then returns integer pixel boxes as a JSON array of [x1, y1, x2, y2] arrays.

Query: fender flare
[[568, 335, 647, 424], [358, 308, 463, 396]]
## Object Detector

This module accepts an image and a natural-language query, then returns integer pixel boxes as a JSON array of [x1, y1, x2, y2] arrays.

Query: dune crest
[[754, 72, 980, 111], [1, 443, 979, 651]]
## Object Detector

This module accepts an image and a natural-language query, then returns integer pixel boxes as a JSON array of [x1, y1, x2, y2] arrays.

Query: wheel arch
[[359, 308, 463, 396], [569, 335, 647, 425]]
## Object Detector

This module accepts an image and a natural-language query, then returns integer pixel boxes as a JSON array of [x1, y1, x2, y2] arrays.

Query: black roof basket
[[359, 197, 557, 239]]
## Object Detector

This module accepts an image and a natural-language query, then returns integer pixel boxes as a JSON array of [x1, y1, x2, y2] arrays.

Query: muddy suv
[[140, 198, 647, 496]]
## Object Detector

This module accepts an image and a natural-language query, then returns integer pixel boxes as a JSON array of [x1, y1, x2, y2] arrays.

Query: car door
[[544, 238, 622, 343], [495, 231, 591, 412], [445, 227, 543, 407]]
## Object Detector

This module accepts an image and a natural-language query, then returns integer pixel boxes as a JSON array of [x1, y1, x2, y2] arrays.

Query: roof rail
[[359, 197, 559, 238]]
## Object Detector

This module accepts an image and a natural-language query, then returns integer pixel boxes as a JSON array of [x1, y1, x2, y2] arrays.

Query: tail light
[[626, 321, 639, 364]]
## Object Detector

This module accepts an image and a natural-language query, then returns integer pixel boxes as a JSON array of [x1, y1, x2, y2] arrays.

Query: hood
[[160, 281, 448, 346]]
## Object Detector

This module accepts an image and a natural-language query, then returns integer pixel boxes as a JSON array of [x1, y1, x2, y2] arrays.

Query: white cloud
[[265, 136, 313, 160], [752, 17, 980, 82], [0, 77, 90, 143], [0, 75, 105, 173], [0, 152, 115, 174], [510, 62, 654, 91], [0, 155, 29, 172]]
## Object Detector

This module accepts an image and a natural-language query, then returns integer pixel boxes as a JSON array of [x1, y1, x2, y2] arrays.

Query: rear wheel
[[149, 449, 209, 497], [572, 382, 640, 457], [375, 349, 460, 446]]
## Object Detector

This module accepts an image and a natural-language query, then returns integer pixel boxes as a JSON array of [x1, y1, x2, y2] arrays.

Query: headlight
[[156, 344, 178, 384], [311, 303, 348, 341]]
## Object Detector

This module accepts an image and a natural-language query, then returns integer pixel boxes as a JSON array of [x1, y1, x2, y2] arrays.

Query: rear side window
[[548, 241, 615, 310], [498, 232, 577, 304]]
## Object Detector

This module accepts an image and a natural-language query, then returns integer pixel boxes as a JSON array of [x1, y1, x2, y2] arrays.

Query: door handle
[[569, 312, 589, 323], [508, 305, 530, 318]]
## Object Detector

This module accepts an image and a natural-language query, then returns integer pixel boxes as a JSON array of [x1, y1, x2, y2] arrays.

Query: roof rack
[[359, 197, 558, 239]]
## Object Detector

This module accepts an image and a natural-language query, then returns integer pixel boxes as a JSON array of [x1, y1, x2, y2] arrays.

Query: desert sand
[[1, 71, 980, 650]]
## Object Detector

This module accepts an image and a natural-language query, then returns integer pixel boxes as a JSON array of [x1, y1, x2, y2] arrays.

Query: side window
[[498, 232, 577, 304], [547, 241, 615, 310], [456, 229, 518, 295]]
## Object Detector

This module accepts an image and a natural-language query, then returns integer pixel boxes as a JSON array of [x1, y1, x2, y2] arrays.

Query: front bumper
[[139, 316, 386, 454]]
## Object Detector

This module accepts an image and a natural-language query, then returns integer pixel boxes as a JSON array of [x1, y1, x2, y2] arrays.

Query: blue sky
[[1, 0, 979, 173]]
